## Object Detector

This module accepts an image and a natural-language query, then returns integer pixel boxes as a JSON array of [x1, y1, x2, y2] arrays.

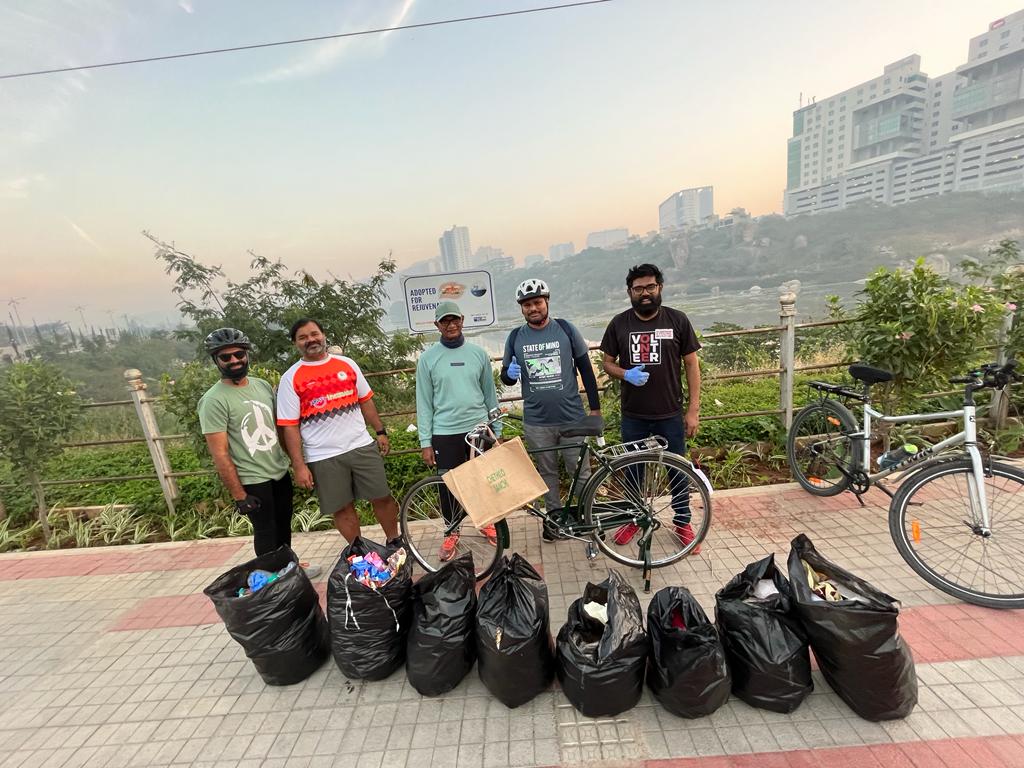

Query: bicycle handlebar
[[949, 360, 1020, 389]]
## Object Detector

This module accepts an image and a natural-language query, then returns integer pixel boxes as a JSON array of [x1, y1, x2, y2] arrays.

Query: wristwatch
[[376, 428, 388, 436]]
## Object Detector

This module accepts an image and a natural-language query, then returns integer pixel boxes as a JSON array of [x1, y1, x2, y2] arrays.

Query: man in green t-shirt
[[196, 328, 319, 574]]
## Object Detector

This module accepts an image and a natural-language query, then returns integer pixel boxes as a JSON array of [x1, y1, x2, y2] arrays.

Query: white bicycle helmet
[[515, 278, 550, 304]]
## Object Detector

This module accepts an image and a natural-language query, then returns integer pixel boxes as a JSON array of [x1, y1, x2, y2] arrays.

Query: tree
[[0, 361, 81, 541], [145, 232, 422, 410], [833, 259, 1003, 406], [960, 238, 1024, 358]]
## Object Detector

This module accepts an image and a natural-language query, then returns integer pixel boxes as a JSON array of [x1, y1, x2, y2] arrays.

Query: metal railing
[[2, 295, 1012, 517]]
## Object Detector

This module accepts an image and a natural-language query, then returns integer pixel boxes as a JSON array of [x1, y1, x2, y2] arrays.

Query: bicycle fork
[[964, 405, 992, 536]]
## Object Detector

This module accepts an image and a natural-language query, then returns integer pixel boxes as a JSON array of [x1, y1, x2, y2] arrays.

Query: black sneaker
[[542, 522, 566, 542], [386, 535, 405, 549]]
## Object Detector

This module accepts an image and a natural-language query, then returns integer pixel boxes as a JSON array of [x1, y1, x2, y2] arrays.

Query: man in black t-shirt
[[600, 263, 702, 552]]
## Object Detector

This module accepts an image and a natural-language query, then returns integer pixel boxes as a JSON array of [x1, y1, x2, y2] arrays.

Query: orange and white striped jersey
[[276, 354, 374, 462]]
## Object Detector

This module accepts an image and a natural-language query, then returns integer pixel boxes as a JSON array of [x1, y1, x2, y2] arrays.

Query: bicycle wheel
[[786, 400, 858, 496], [889, 458, 1024, 609], [399, 475, 505, 580], [581, 452, 711, 569]]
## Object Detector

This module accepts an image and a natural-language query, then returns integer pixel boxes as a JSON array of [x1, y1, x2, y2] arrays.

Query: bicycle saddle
[[561, 415, 605, 438], [848, 364, 894, 385]]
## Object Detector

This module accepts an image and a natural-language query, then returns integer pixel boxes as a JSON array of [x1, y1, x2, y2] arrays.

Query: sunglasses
[[217, 351, 248, 362], [437, 317, 462, 327]]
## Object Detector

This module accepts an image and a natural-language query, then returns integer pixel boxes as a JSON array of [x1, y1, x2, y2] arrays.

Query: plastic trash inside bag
[[556, 570, 648, 717], [475, 554, 554, 708], [327, 536, 413, 680], [204, 545, 329, 686], [787, 533, 917, 721], [646, 586, 732, 718], [407, 553, 477, 696], [715, 553, 812, 713]]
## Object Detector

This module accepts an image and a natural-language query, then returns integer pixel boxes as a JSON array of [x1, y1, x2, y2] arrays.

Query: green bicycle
[[398, 409, 713, 591]]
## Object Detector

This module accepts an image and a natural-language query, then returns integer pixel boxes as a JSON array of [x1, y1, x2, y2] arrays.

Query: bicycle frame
[[847, 399, 991, 534], [466, 418, 670, 539]]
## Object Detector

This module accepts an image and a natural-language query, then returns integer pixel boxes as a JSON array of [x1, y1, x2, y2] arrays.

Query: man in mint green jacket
[[415, 301, 501, 560]]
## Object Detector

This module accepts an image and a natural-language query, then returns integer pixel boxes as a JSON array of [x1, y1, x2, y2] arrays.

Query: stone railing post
[[125, 368, 179, 515], [779, 293, 798, 430]]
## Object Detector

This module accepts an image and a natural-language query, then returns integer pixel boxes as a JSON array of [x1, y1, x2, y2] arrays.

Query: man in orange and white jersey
[[276, 318, 400, 544]]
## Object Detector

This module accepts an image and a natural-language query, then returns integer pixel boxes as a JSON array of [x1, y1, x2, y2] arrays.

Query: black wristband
[[376, 428, 388, 436]]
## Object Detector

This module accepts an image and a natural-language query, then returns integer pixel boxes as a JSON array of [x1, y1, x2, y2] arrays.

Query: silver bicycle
[[787, 362, 1024, 608]]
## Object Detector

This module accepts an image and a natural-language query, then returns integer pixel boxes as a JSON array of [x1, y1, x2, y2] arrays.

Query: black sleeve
[[499, 330, 517, 386], [575, 353, 601, 411], [677, 311, 701, 356], [599, 315, 620, 360]]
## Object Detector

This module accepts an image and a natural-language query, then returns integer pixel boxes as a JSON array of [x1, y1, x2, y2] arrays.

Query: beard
[[304, 340, 325, 356], [525, 306, 548, 326], [217, 360, 249, 382], [631, 293, 662, 317]]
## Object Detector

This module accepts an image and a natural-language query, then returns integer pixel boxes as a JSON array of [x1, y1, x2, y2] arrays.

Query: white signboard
[[403, 270, 496, 334]]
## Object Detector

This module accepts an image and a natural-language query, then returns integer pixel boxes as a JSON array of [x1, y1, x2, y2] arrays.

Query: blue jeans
[[620, 415, 690, 526]]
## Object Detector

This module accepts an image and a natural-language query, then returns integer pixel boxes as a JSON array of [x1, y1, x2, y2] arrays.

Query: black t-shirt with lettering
[[600, 306, 701, 419]]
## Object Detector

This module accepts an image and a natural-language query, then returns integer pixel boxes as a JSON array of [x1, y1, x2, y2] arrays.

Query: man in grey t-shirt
[[500, 279, 601, 540]]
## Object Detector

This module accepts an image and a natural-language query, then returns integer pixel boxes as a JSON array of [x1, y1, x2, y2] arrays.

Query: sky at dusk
[[1, 0, 1021, 327]]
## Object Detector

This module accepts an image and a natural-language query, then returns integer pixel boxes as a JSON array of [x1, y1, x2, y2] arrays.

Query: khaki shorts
[[308, 443, 392, 513]]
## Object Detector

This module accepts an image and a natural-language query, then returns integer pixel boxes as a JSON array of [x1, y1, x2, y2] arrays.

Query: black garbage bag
[[715, 553, 812, 713], [787, 534, 917, 720], [407, 553, 477, 696], [476, 554, 555, 708], [646, 586, 732, 718], [204, 545, 329, 686], [556, 570, 648, 717], [327, 536, 413, 680]]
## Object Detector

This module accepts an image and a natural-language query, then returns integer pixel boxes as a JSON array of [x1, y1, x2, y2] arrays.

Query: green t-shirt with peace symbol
[[197, 377, 291, 485]]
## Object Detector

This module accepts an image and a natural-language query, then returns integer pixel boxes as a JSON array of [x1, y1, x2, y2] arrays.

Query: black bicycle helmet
[[204, 327, 252, 354]]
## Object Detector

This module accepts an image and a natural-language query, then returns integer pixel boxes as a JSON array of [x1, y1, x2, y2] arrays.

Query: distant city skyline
[[2, 0, 1021, 323]]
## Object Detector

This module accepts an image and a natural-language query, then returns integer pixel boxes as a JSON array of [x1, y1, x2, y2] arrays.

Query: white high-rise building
[[586, 228, 629, 249], [659, 186, 714, 231], [548, 242, 575, 261], [785, 10, 1024, 215], [438, 226, 472, 272]]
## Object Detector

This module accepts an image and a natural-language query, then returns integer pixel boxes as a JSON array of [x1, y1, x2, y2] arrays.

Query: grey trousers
[[523, 422, 592, 512]]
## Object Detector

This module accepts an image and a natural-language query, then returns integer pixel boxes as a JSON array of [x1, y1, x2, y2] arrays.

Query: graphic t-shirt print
[[629, 327, 673, 366], [240, 399, 280, 456], [523, 340, 564, 392]]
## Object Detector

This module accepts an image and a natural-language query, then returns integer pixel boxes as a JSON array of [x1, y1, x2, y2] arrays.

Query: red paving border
[[643, 734, 1024, 767], [0, 540, 245, 581]]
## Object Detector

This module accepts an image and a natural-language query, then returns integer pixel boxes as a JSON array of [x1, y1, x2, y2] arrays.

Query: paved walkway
[[1, 482, 1023, 768]]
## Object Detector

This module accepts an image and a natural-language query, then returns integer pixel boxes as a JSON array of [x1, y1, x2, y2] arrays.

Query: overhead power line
[[0, 0, 612, 81]]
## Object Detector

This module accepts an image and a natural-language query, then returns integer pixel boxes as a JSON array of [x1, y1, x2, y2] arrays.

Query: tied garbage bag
[[476, 554, 555, 708], [556, 570, 648, 717], [787, 534, 918, 721], [327, 537, 413, 680], [646, 586, 732, 718], [407, 553, 477, 696], [204, 546, 328, 686], [715, 553, 812, 713]]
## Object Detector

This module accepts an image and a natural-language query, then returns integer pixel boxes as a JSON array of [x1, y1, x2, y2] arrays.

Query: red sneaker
[[612, 522, 640, 546], [675, 523, 701, 555], [438, 532, 460, 562], [481, 525, 498, 546]]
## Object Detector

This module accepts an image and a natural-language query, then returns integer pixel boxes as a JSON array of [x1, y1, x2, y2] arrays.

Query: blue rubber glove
[[507, 355, 521, 381], [623, 364, 649, 386]]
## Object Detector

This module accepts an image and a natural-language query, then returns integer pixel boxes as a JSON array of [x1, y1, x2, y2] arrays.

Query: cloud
[[249, 0, 416, 83], [178, 1, 194, 14], [1, 174, 46, 199], [66, 218, 104, 253]]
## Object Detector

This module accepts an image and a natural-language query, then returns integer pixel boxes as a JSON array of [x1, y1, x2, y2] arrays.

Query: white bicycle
[[787, 362, 1024, 609]]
